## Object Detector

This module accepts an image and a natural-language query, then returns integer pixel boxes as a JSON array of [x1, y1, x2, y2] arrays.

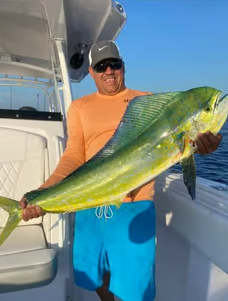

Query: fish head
[[210, 93, 228, 133], [187, 86, 222, 112], [183, 87, 228, 138]]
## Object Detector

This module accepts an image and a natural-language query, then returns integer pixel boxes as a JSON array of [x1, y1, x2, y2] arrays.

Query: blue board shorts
[[73, 200, 156, 301]]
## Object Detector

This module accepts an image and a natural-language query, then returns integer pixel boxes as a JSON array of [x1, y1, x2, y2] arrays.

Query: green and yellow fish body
[[0, 86, 227, 245]]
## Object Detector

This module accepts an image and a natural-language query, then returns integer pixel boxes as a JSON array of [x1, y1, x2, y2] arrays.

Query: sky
[[72, 0, 228, 99], [0, 0, 227, 110]]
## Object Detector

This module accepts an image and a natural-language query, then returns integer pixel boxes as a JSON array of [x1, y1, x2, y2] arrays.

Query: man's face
[[89, 58, 125, 96]]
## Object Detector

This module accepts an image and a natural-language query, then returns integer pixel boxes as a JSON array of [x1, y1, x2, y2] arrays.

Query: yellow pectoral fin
[[172, 132, 192, 163]]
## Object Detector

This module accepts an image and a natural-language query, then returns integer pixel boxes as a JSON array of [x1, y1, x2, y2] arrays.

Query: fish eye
[[205, 106, 211, 112]]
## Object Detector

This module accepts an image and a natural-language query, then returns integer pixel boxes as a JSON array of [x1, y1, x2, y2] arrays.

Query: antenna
[[37, 93, 39, 110], [10, 86, 12, 109]]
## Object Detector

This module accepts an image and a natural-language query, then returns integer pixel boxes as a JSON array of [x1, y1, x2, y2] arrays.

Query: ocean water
[[171, 120, 228, 189]]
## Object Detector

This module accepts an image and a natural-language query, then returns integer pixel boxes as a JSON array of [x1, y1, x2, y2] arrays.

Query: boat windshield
[[0, 74, 62, 113]]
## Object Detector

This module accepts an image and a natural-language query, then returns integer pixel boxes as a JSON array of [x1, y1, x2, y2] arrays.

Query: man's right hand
[[19, 196, 45, 221]]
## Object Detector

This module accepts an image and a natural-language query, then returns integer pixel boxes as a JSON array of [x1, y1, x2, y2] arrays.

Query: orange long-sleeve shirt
[[41, 88, 155, 202]]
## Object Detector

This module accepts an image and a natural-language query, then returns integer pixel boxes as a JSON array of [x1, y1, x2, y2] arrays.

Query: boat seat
[[0, 128, 45, 227], [0, 128, 58, 293], [0, 225, 57, 293]]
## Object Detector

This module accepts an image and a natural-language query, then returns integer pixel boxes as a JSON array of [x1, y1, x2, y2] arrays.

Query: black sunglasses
[[93, 60, 123, 73]]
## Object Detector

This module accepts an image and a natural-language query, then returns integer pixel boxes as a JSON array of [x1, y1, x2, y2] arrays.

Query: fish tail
[[0, 196, 22, 246]]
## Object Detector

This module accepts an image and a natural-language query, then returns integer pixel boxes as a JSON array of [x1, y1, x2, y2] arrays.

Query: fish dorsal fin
[[93, 92, 182, 160], [63, 91, 182, 182]]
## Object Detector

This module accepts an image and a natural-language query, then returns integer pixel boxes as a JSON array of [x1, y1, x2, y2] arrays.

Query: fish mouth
[[213, 92, 228, 114]]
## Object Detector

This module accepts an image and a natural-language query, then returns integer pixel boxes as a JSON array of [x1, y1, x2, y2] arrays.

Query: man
[[20, 40, 222, 301]]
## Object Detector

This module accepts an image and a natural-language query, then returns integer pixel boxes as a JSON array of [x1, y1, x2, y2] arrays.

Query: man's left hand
[[194, 131, 222, 155]]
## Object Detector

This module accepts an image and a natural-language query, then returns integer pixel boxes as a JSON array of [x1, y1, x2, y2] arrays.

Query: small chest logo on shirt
[[124, 99, 129, 103]]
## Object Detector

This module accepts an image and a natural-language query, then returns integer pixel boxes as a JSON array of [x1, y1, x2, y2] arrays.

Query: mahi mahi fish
[[0, 86, 227, 245]]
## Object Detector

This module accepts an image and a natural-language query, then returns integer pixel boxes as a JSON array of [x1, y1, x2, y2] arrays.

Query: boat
[[0, 1, 227, 301]]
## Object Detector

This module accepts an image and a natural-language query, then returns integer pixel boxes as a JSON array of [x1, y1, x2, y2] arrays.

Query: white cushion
[[0, 128, 46, 226], [0, 128, 58, 293]]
